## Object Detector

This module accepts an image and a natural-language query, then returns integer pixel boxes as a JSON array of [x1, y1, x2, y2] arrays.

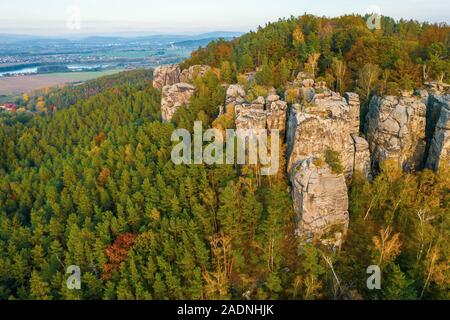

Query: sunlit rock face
[[180, 65, 211, 83], [266, 99, 288, 135], [161, 83, 196, 122], [286, 88, 366, 179], [225, 84, 247, 109], [366, 95, 427, 172], [426, 94, 450, 170], [290, 157, 349, 247], [153, 64, 181, 91], [224, 85, 289, 135]]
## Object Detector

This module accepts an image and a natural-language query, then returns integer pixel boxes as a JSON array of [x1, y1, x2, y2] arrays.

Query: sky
[[0, 0, 448, 36]]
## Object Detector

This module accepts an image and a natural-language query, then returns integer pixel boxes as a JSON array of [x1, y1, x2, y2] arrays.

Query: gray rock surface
[[352, 135, 372, 180], [286, 89, 363, 179], [226, 84, 246, 107], [366, 95, 427, 171], [153, 64, 181, 91], [426, 94, 450, 170], [290, 158, 349, 244], [235, 109, 267, 131], [180, 65, 211, 83], [344, 92, 361, 135], [161, 83, 196, 122], [266, 100, 288, 134]]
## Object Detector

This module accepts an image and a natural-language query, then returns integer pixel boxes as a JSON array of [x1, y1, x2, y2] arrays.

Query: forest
[[0, 14, 448, 300]]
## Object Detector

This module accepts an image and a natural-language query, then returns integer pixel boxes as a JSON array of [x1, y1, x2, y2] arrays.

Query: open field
[[0, 70, 125, 95]]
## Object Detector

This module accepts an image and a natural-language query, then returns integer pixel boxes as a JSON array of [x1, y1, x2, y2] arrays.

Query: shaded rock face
[[290, 158, 349, 245], [424, 81, 450, 95], [224, 85, 288, 135], [286, 88, 367, 179], [367, 95, 427, 172], [153, 65, 181, 91], [352, 135, 372, 180], [180, 65, 211, 83], [426, 94, 450, 170], [161, 83, 196, 122], [344, 92, 361, 135], [266, 100, 288, 134]]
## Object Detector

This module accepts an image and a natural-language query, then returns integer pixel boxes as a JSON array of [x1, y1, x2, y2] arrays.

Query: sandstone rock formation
[[352, 135, 372, 180], [226, 84, 246, 107], [290, 157, 349, 245], [224, 85, 288, 135], [426, 94, 450, 170], [344, 92, 361, 135], [286, 86, 367, 179], [424, 81, 450, 94], [266, 99, 288, 134], [235, 110, 267, 131], [215, 77, 371, 245], [366, 95, 427, 171], [153, 64, 181, 91], [161, 83, 196, 122], [180, 65, 211, 83]]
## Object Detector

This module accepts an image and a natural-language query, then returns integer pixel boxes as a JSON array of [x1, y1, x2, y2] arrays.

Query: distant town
[[0, 32, 242, 101]]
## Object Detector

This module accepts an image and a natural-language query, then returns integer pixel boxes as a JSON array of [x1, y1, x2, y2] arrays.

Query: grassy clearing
[[0, 69, 125, 95]]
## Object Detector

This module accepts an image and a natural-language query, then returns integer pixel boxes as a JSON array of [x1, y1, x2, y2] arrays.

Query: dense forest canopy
[[182, 15, 449, 101], [0, 14, 449, 300]]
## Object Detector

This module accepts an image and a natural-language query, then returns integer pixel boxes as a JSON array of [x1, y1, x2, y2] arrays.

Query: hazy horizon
[[0, 0, 448, 36]]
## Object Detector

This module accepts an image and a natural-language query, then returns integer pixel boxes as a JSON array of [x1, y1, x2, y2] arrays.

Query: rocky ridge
[[154, 64, 212, 121], [155, 63, 449, 245]]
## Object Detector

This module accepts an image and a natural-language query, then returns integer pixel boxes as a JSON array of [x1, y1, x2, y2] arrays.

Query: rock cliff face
[[161, 83, 196, 122], [426, 94, 450, 170], [290, 158, 349, 246], [224, 85, 288, 135], [153, 65, 181, 91], [266, 99, 288, 134], [286, 85, 369, 180], [284, 81, 369, 243], [235, 110, 267, 131], [180, 65, 211, 83], [156, 64, 212, 121], [154, 59, 448, 248], [366, 95, 427, 171], [352, 135, 372, 180], [225, 84, 247, 108], [344, 92, 361, 135]]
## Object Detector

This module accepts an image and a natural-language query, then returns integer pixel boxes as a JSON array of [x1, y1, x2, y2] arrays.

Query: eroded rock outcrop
[[266, 99, 288, 134], [366, 95, 427, 171], [161, 83, 196, 122], [344, 92, 361, 135], [224, 85, 288, 135], [153, 64, 181, 91], [286, 85, 367, 179], [290, 157, 349, 246], [426, 94, 450, 170], [236, 110, 267, 131], [180, 65, 211, 83], [285, 82, 370, 244], [226, 84, 246, 108], [352, 135, 372, 180]]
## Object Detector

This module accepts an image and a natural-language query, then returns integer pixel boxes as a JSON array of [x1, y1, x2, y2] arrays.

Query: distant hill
[[173, 36, 239, 48], [0, 31, 244, 45]]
